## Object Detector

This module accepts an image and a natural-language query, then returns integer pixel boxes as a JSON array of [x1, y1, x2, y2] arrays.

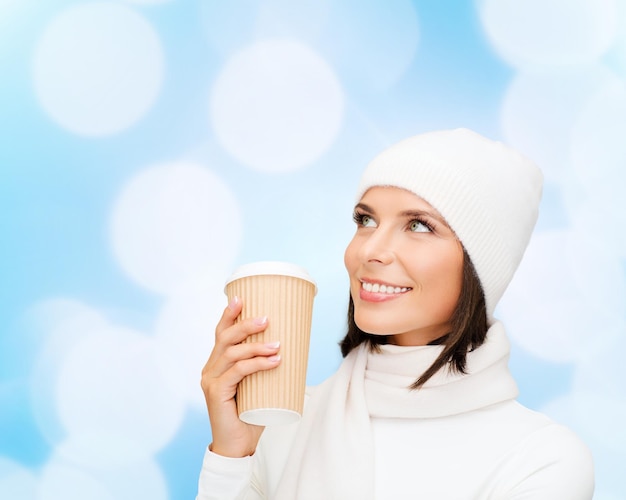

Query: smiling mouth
[[360, 280, 412, 295]]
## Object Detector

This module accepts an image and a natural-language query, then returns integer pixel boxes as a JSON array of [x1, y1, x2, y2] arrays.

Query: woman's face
[[344, 186, 464, 346]]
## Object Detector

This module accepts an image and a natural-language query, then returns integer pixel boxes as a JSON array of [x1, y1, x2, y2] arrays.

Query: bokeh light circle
[[542, 392, 626, 453], [39, 463, 113, 500], [567, 79, 626, 257], [39, 450, 168, 500], [571, 79, 626, 185], [540, 393, 626, 497], [200, 0, 330, 57], [572, 334, 626, 405], [155, 277, 224, 409], [210, 39, 345, 173], [500, 65, 620, 183], [256, 0, 330, 44], [110, 162, 242, 295], [55, 431, 155, 468], [562, 184, 626, 260], [44, 435, 169, 500], [498, 230, 621, 362], [324, 0, 419, 90], [29, 299, 109, 446], [479, 0, 618, 68], [55, 326, 186, 454], [33, 2, 164, 136]]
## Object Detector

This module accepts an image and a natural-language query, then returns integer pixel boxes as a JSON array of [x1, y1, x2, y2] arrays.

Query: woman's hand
[[201, 296, 281, 458]]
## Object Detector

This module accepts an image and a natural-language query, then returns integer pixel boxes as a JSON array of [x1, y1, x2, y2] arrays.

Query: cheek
[[417, 247, 463, 295], [437, 249, 464, 306]]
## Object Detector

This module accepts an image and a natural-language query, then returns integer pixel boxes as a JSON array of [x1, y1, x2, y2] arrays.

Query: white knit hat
[[356, 128, 543, 322]]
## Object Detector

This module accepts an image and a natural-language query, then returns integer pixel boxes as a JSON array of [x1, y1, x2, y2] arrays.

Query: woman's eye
[[409, 220, 430, 233], [361, 215, 376, 227], [353, 212, 377, 228]]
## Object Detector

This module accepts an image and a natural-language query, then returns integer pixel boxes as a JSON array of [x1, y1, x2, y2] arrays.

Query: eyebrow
[[354, 202, 451, 228]]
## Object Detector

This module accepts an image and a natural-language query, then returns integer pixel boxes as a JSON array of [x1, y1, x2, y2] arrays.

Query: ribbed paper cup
[[225, 261, 317, 426]]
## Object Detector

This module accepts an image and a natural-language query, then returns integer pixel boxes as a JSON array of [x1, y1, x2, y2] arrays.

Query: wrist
[[209, 441, 255, 458]]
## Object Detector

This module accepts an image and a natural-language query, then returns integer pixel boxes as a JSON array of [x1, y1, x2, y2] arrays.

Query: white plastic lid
[[225, 261, 317, 293]]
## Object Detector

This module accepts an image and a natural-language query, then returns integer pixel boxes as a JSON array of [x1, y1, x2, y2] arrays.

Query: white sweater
[[197, 324, 594, 499]]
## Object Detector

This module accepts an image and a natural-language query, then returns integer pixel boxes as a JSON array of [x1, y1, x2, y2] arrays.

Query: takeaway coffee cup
[[224, 261, 317, 425]]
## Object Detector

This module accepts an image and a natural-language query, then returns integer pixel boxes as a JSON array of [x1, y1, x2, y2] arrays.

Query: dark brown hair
[[339, 247, 488, 389]]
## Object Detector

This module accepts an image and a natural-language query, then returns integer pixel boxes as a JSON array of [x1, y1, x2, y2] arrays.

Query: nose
[[358, 227, 395, 265]]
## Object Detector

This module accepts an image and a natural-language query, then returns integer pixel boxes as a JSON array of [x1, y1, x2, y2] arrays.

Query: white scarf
[[274, 321, 518, 500]]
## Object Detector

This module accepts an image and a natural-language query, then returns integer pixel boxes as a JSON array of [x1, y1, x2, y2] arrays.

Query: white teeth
[[361, 282, 409, 294]]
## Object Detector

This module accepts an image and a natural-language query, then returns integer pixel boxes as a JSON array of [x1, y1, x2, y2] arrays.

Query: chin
[[353, 315, 394, 336]]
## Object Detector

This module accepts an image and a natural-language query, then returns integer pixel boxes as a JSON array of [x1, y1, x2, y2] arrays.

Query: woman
[[198, 129, 594, 499]]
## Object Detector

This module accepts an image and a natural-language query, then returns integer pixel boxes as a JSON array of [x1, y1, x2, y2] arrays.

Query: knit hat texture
[[356, 128, 543, 322]]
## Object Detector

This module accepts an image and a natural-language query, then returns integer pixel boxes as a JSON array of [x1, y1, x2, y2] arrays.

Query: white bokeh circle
[[33, 2, 164, 136], [199, 1, 258, 56], [29, 299, 109, 446], [154, 276, 225, 409], [479, 0, 618, 68], [45, 434, 169, 499], [564, 189, 626, 261], [541, 392, 626, 497], [210, 39, 345, 173], [200, 0, 330, 57], [567, 79, 626, 257], [54, 431, 155, 468], [39, 450, 168, 500], [542, 392, 626, 453], [39, 463, 113, 500], [571, 79, 626, 185], [256, 0, 330, 43], [324, 0, 419, 90], [565, 221, 626, 317], [500, 65, 620, 183], [499, 229, 623, 362], [55, 326, 186, 454], [572, 334, 626, 404], [110, 162, 242, 295]]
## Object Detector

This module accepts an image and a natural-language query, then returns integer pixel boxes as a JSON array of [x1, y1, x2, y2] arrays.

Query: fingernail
[[228, 296, 239, 310], [253, 316, 267, 326], [265, 341, 280, 349], [267, 354, 281, 363]]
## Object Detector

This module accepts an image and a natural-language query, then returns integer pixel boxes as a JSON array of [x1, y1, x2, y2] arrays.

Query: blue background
[[1, 0, 625, 498]]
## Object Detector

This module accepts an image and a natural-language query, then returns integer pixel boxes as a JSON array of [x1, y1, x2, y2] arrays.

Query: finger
[[203, 351, 282, 403], [215, 315, 270, 351], [218, 354, 282, 391], [210, 340, 280, 375], [215, 295, 243, 336]]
